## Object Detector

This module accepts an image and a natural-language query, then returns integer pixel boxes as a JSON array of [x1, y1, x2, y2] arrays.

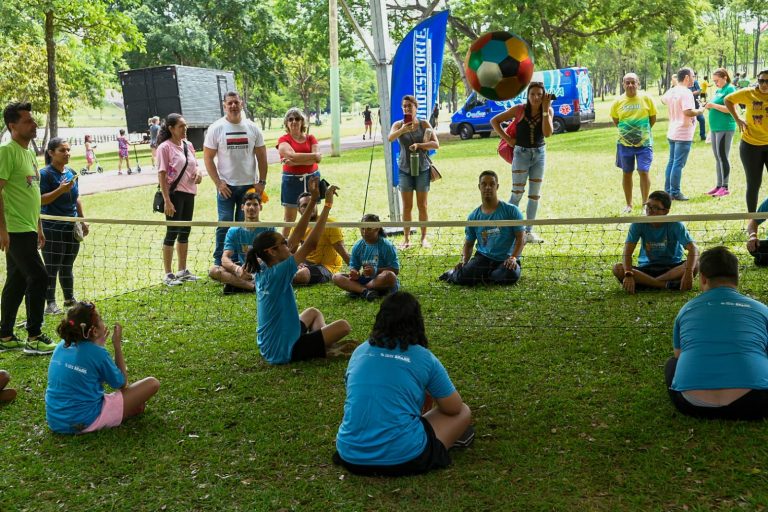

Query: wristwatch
[[624, 271, 634, 278], [257, 180, 267, 185]]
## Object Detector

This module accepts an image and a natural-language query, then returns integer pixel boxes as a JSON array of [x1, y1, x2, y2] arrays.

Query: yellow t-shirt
[[291, 217, 345, 273], [726, 88, 768, 146], [610, 93, 657, 147], [700, 80, 709, 94]]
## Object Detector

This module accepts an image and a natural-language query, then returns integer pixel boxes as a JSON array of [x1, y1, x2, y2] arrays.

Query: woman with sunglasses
[[725, 69, 768, 212], [277, 108, 322, 237], [244, 177, 352, 365], [491, 81, 553, 244]]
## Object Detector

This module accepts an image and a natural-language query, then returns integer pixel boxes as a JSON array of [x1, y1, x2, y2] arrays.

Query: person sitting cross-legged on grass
[[290, 192, 350, 286], [244, 177, 351, 365], [333, 291, 473, 477], [439, 170, 525, 285], [0, 370, 16, 403], [665, 246, 768, 420], [612, 190, 698, 293], [45, 302, 160, 434], [208, 191, 274, 294], [331, 214, 400, 301], [746, 196, 768, 266]]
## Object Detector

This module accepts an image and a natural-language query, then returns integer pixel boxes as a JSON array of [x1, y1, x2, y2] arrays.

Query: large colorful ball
[[464, 31, 534, 101]]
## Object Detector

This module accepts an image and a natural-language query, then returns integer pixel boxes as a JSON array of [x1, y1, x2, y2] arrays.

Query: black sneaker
[[452, 425, 475, 448], [223, 284, 251, 295], [346, 291, 361, 299], [361, 289, 379, 301], [672, 194, 690, 201], [665, 280, 681, 290], [438, 270, 453, 282]]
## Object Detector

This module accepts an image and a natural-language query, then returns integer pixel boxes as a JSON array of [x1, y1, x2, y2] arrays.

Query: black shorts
[[290, 322, 326, 362], [635, 262, 684, 278], [305, 263, 332, 285], [332, 417, 452, 477]]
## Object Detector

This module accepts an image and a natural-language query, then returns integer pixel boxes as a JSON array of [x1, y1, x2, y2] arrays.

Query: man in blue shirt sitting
[[665, 246, 768, 420], [746, 196, 768, 266], [612, 190, 698, 293], [439, 170, 525, 285]]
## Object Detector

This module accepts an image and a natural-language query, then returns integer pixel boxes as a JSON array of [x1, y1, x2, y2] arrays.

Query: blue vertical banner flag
[[390, 10, 449, 186]]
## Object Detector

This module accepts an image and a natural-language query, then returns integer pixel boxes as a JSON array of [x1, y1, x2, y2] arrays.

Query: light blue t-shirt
[[626, 221, 693, 266], [465, 201, 524, 262], [224, 226, 275, 264], [672, 287, 768, 391], [755, 198, 768, 227], [349, 237, 399, 274], [45, 341, 126, 434], [256, 255, 301, 364], [336, 342, 456, 465]]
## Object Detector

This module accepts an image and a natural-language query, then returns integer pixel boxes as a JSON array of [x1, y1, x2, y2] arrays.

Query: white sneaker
[[621, 205, 633, 214], [174, 269, 199, 282], [163, 273, 183, 286], [525, 231, 544, 244], [45, 302, 62, 315]]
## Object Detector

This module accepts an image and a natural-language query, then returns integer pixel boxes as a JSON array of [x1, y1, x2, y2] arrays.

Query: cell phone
[[403, 113, 413, 124], [547, 93, 558, 101], [318, 178, 330, 199]]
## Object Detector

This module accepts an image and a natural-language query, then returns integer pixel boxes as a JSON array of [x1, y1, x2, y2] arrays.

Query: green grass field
[[3, 100, 768, 511]]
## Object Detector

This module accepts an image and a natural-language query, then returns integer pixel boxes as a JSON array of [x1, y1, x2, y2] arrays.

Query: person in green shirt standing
[[702, 68, 737, 197], [0, 102, 56, 355]]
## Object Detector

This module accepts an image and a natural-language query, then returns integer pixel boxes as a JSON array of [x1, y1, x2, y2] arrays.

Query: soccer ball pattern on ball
[[464, 31, 534, 101]]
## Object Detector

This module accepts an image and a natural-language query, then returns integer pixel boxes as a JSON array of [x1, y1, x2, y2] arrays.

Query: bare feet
[[0, 370, 16, 403], [420, 238, 431, 248], [327, 340, 359, 358]]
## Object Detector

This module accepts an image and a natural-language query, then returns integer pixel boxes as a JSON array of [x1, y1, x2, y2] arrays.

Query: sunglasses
[[758, 79, 768, 85], [287, 117, 302, 122]]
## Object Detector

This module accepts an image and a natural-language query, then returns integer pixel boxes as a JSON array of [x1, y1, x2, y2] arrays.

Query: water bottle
[[409, 152, 420, 177]]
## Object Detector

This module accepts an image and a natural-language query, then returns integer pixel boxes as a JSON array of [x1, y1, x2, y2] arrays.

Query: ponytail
[[244, 231, 282, 274], [56, 301, 98, 347], [156, 113, 183, 146]]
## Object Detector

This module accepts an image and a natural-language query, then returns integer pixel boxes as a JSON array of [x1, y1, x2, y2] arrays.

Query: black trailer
[[118, 65, 236, 149]]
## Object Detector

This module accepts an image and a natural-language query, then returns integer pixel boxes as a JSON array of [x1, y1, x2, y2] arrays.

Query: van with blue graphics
[[450, 67, 595, 139]]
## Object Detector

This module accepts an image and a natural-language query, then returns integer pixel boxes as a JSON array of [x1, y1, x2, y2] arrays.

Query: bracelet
[[749, 233, 758, 239], [542, 113, 549, 117], [257, 180, 267, 185], [624, 271, 634, 277], [323, 203, 332, 209]]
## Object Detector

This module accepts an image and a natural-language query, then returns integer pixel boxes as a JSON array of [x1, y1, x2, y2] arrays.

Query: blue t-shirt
[[39, 165, 79, 217], [626, 221, 693, 266], [465, 201, 524, 262], [256, 255, 301, 364], [349, 237, 400, 274], [45, 340, 126, 434], [336, 342, 456, 465], [224, 226, 275, 264], [755, 197, 768, 227], [672, 287, 768, 391]]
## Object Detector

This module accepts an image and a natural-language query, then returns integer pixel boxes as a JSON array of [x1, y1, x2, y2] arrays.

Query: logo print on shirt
[[226, 131, 249, 150]]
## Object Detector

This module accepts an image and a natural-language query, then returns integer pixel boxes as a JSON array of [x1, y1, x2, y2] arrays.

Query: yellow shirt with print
[[726, 88, 768, 146], [291, 217, 345, 273]]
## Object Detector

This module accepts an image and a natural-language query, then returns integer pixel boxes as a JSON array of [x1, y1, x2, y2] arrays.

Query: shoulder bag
[[153, 142, 189, 213], [497, 107, 524, 164]]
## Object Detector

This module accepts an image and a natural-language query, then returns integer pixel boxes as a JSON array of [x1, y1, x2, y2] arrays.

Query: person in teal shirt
[[702, 68, 737, 196], [612, 190, 698, 293], [665, 246, 768, 420]]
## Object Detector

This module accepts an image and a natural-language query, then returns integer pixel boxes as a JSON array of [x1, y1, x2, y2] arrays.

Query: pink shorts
[[86, 151, 95, 165], [82, 391, 124, 433]]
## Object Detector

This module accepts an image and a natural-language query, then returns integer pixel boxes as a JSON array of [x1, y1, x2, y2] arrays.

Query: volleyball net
[[5, 213, 768, 340]]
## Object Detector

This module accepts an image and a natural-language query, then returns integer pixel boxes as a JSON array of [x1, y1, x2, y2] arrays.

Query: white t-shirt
[[204, 117, 265, 186]]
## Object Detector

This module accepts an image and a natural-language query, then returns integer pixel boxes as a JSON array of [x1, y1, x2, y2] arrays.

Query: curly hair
[[56, 302, 99, 347], [368, 292, 428, 351]]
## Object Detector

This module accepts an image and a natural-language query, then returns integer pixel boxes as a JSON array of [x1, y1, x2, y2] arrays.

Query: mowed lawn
[[2, 98, 768, 511]]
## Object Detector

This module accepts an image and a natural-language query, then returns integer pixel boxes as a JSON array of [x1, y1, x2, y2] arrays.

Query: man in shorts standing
[[612, 190, 698, 293], [290, 192, 349, 285], [611, 73, 657, 214], [204, 91, 268, 266], [0, 102, 56, 355]]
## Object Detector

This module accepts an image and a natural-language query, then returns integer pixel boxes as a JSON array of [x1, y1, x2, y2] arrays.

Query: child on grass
[[0, 370, 16, 403], [331, 214, 400, 301], [244, 177, 352, 365], [45, 302, 159, 434], [333, 292, 473, 476]]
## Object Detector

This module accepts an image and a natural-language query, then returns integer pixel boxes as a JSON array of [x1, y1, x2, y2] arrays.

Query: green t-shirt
[[0, 140, 41, 233], [708, 84, 737, 132], [610, 92, 657, 147]]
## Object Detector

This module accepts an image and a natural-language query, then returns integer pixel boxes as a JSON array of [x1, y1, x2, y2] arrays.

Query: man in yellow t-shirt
[[610, 72, 657, 214], [725, 70, 768, 212], [290, 192, 349, 285], [700, 76, 709, 102]]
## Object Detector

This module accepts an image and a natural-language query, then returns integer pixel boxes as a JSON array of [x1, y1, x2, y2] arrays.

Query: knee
[[379, 271, 396, 284], [208, 266, 222, 280], [338, 319, 352, 337], [612, 263, 625, 278], [305, 307, 320, 317], [332, 273, 346, 285], [146, 377, 161, 396]]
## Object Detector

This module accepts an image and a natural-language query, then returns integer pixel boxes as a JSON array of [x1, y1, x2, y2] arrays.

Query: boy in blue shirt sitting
[[665, 246, 768, 420], [746, 196, 768, 266], [612, 190, 698, 293], [439, 170, 525, 285]]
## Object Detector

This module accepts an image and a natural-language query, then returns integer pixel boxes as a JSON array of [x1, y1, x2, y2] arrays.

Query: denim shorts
[[398, 169, 430, 193], [512, 146, 546, 177], [281, 171, 321, 207], [616, 144, 653, 173]]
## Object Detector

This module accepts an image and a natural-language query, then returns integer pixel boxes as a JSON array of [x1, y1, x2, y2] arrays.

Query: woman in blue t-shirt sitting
[[334, 292, 473, 476], [244, 177, 351, 365], [45, 302, 160, 434], [40, 138, 89, 315]]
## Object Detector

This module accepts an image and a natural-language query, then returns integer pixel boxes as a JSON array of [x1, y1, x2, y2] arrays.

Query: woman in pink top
[[277, 108, 322, 236], [156, 114, 204, 286]]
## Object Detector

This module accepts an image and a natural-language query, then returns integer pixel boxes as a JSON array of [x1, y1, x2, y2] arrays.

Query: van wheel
[[479, 132, 491, 138], [565, 125, 580, 132], [459, 124, 474, 140], [552, 117, 565, 134]]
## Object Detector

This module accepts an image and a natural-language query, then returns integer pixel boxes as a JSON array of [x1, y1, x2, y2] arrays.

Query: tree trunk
[[446, 36, 470, 96], [45, 10, 58, 139], [664, 28, 673, 92], [753, 16, 761, 78]]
